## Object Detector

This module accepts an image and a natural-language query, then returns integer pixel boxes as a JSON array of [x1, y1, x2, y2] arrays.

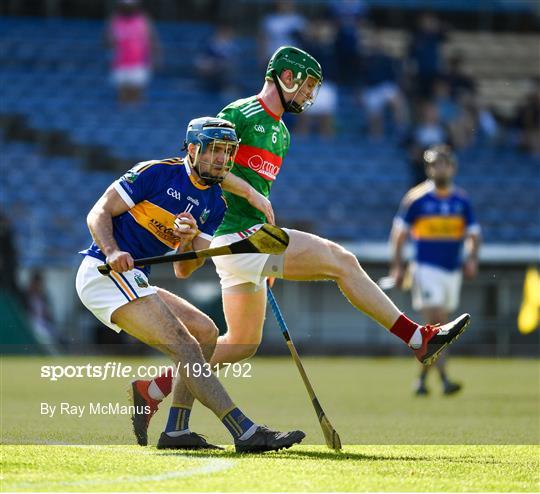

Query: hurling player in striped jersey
[[78, 117, 305, 453], [390, 144, 481, 396]]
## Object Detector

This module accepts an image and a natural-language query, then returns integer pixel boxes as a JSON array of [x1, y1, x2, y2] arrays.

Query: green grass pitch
[[1, 356, 539, 491]]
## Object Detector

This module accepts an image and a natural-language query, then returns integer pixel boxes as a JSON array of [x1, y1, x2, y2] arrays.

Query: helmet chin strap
[[271, 71, 299, 113], [187, 151, 210, 186]]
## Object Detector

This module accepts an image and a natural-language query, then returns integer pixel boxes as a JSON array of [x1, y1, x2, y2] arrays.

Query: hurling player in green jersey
[[210, 45, 469, 365], [136, 47, 471, 441]]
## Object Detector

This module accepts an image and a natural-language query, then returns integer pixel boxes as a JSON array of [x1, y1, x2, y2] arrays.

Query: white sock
[[148, 380, 165, 401], [408, 327, 423, 349], [165, 429, 191, 437], [238, 423, 258, 441]]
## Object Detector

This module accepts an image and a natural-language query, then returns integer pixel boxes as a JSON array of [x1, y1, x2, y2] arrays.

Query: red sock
[[390, 314, 419, 345], [153, 368, 173, 396]]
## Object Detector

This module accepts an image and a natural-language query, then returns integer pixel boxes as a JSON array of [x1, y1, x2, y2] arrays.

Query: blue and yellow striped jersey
[[394, 180, 480, 271], [80, 157, 226, 275]]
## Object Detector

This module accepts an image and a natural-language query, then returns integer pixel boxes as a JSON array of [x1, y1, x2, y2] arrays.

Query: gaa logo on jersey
[[167, 188, 182, 201], [254, 125, 265, 133]]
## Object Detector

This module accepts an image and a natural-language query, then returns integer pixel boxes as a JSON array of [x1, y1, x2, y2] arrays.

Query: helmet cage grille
[[192, 131, 238, 185]]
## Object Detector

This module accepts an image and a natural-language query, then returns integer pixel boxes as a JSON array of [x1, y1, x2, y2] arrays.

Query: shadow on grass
[[150, 447, 499, 464]]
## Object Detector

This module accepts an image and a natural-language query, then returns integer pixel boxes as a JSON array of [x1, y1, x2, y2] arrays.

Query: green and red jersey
[[215, 96, 290, 236]]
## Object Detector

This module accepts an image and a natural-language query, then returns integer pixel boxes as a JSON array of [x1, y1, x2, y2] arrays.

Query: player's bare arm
[[389, 222, 409, 288], [221, 173, 275, 224], [463, 232, 481, 279], [87, 186, 133, 273]]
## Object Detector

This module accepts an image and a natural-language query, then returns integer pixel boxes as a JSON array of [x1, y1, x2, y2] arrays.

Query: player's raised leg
[[283, 229, 402, 326], [281, 229, 470, 364], [208, 229, 408, 365], [206, 227, 468, 367]]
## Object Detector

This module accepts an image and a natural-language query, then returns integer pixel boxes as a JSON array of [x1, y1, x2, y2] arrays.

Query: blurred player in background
[[106, 0, 162, 104], [25, 270, 59, 353], [137, 47, 472, 436], [390, 144, 481, 395], [77, 117, 305, 452]]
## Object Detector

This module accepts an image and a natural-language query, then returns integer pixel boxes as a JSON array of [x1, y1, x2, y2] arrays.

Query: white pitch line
[[9, 446, 236, 489]]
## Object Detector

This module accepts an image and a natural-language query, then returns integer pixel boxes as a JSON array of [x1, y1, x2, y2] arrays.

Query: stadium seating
[[0, 16, 538, 267], [362, 27, 539, 116], [0, 134, 114, 266]]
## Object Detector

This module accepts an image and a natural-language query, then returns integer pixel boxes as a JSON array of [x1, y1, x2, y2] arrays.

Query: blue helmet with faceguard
[[184, 117, 237, 152], [183, 117, 239, 185]]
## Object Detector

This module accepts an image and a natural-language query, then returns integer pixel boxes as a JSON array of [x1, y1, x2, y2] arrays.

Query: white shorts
[[411, 263, 462, 313], [75, 256, 156, 332], [211, 224, 288, 289], [112, 66, 150, 87], [363, 82, 400, 115]]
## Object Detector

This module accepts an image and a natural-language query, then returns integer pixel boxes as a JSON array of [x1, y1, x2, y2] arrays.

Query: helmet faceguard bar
[[272, 71, 321, 114], [191, 130, 239, 186]]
